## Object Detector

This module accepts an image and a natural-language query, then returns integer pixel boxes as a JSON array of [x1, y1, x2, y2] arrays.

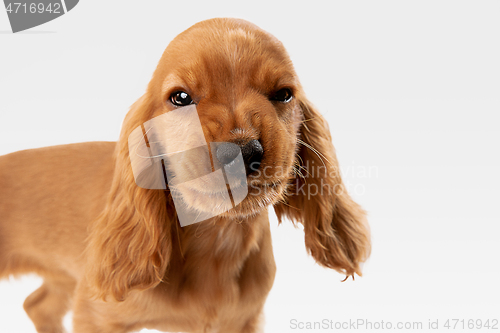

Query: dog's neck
[[179, 212, 266, 262], [163, 211, 268, 293]]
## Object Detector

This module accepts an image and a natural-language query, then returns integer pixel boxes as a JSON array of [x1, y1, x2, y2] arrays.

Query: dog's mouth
[[130, 143, 288, 225], [178, 179, 282, 197], [170, 174, 287, 223]]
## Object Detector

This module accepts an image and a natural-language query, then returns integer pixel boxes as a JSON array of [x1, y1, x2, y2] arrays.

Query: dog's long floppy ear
[[85, 93, 175, 301], [274, 97, 371, 278]]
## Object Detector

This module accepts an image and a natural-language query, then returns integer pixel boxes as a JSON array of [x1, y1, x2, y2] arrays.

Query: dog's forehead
[[157, 20, 297, 95]]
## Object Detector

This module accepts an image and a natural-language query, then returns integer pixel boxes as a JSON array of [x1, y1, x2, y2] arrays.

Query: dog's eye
[[170, 91, 193, 106], [270, 88, 293, 103]]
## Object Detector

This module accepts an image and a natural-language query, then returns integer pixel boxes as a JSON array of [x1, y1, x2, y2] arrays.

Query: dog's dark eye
[[170, 91, 193, 106], [270, 88, 293, 103]]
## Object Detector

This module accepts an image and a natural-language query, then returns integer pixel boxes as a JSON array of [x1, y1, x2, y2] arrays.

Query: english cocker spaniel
[[0, 18, 370, 333]]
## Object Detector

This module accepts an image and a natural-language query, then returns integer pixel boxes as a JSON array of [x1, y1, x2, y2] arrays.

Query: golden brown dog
[[0, 18, 370, 333]]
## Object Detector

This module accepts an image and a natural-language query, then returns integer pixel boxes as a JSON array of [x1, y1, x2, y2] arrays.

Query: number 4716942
[[444, 319, 498, 330], [5, 2, 61, 14]]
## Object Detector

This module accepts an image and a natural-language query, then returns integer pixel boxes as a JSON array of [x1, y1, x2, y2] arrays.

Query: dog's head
[[86, 18, 371, 301], [128, 19, 302, 220]]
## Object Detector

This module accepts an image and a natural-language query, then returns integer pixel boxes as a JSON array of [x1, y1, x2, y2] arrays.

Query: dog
[[0, 18, 370, 333]]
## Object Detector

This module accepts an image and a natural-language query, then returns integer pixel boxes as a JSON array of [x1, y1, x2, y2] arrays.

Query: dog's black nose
[[215, 142, 241, 166], [215, 140, 263, 174], [241, 139, 263, 173]]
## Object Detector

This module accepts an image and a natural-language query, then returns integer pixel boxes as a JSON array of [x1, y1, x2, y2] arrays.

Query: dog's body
[[0, 142, 275, 332], [0, 18, 370, 333]]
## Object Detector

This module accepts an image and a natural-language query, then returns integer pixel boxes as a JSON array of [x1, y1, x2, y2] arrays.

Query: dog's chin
[[173, 180, 286, 220]]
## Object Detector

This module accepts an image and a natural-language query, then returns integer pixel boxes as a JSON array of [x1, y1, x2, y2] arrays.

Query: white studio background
[[1, 1, 499, 332]]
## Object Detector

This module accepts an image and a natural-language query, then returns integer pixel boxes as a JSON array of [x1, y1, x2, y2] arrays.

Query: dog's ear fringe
[[84, 93, 174, 302], [274, 97, 371, 277]]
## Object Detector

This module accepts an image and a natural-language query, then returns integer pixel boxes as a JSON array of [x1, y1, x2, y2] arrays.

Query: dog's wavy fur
[[0, 18, 370, 333]]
